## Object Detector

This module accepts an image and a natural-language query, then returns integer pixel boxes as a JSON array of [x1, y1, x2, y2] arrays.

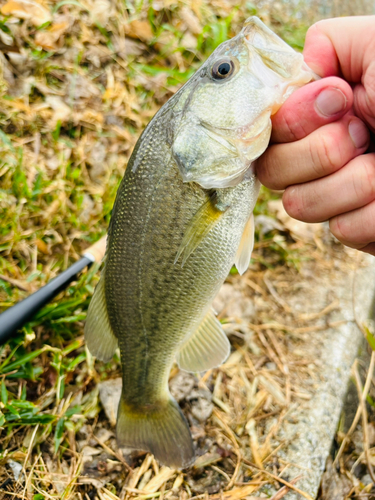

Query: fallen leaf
[[125, 20, 153, 42], [35, 22, 69, 50], [36, 238, 49, 254], [210, 485, 257, 500], [169, 371, 195, 402], [45, 96, 71, 126], [98, 378, 122, 426], [89, 0, 112, 25], [142, 466, 176, 493], [180, 6, 202, 34], [1, 0, 51, 26], [321, 457, 351, 500]]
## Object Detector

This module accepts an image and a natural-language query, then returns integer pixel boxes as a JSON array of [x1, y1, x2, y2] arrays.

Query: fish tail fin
[[117, 396, 195, 469]]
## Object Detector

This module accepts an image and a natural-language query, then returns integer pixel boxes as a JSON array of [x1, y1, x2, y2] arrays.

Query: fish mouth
[[200, 110, 270, 142], [241, 16, 315, 97]]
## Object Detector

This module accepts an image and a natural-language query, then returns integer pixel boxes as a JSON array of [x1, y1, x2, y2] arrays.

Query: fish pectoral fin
[[177, 309, 230, 372], [84, 271, 118, 362], [117, 396, 195, 469], [175, 196, 226, 266], [234, 213, 255, 275]]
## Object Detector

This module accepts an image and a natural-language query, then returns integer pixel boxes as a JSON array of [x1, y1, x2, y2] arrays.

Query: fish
[[84, 17, 314, 469]]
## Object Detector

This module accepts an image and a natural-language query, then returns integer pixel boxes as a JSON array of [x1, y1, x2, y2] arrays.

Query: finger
[[257, 116, 370, 190], [357, 243, 375, 256], [329, 196, 375, 254], [303, 16, 375, 80], [271, 77, 353, 143], [353, 64, 375, 134], [282, 153, 375, 223]]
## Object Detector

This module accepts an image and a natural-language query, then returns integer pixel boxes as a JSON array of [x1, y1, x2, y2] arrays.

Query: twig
[[0, 274, 30, 292], [353, 354, 375, 483], [92, 434, 132, 472], [212, 409, 240, 451], [247, 320, 349, 335], [242, 459, 313, 500], [298, 300, 339, 321], [21, 424, 39, 498], [225, 452, 242, 490], [270, 475, 303, 500], [0, 490, 27, 499], [263, 276, 292, 313], [256, 330, 285, 375], [334, 353, 375, 466]]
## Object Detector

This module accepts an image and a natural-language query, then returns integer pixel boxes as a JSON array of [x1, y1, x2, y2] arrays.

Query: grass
[[0, 0, 374, 499]]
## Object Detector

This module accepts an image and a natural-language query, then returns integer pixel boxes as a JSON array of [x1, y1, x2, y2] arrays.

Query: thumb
[[303, 16, 375, 133], [303, 16, 375, 81]]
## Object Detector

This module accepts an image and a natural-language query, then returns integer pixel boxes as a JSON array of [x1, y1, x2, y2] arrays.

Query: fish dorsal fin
[[176, 309, 230, 372], [234, 213, 255, 275], [175, 197, 225, 266], [84, 271, 118, 362]]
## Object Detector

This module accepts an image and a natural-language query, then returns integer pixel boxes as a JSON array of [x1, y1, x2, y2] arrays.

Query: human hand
[[256, 16, 375, 255]]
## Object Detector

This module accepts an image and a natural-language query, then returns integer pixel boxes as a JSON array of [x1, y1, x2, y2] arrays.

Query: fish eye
[[211, 58, 236, 81]]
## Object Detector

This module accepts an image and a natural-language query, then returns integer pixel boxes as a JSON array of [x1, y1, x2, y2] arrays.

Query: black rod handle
[[0, 256, 93, 344], [0, 236, 107, 345]]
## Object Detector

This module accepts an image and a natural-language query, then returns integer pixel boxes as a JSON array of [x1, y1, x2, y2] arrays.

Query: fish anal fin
[[177, 309, 230, 372], [234, 213, 255, 275], [117, 396, 195, 469], [175, 197, 225, 266], [84, 272, 118, 362]]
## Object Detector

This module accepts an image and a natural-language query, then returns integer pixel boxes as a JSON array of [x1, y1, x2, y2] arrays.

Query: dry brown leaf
[[81, 109, 104, 127], [320, 458, 351, 500], [35, 238, 48, 254], [180, 6, 202, 34], [125, 20, 153, 42], [98, 377, 122, 426], [1, 0, 51, 26], [45, 96, 71, 126], [211, 485, 257, 499], [142, 466, 176, 493], [258, 374, 286, 405], [35, 22, 69, 50], [89, 0, 112, 25]]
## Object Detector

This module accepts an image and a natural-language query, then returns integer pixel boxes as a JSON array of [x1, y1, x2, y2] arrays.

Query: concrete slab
[[261, 253, 375, 499]]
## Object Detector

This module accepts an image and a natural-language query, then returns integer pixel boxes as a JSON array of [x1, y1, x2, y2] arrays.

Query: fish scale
[[106, 133, 252, 402], [84, 16, 315, 468]]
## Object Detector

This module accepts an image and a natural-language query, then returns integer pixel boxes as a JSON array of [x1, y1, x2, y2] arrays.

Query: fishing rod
[[0, 236, 107, 345]]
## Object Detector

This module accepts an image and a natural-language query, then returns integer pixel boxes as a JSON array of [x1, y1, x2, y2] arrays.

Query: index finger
[[271, 76, 353, 143]]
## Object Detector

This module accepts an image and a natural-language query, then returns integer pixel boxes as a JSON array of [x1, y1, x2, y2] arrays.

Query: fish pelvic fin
[[117, 396, 195, 469], [234, 213, 255, 275], [84, 271, 118, 362], [175, 196, 225, 266], [177, 309, 230, 372]]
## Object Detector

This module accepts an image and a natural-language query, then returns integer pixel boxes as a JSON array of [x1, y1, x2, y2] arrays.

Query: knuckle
[[305, 22, 322, 42], [256, 150, 284, 190], [354, 155, 375, 202], [366, 61, 375, 106], [312, 132, 343, 176], [283, 187, 306, 220], [255, 154, 273, 188], [329, 215, 350, 244], [279, 110, 309, 142]]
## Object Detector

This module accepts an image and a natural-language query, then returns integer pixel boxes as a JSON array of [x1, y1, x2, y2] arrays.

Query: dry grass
[[0, 0, 375, 499]]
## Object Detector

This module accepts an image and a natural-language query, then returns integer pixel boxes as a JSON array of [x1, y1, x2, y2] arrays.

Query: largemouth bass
[[85, 17, 314, 469]]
